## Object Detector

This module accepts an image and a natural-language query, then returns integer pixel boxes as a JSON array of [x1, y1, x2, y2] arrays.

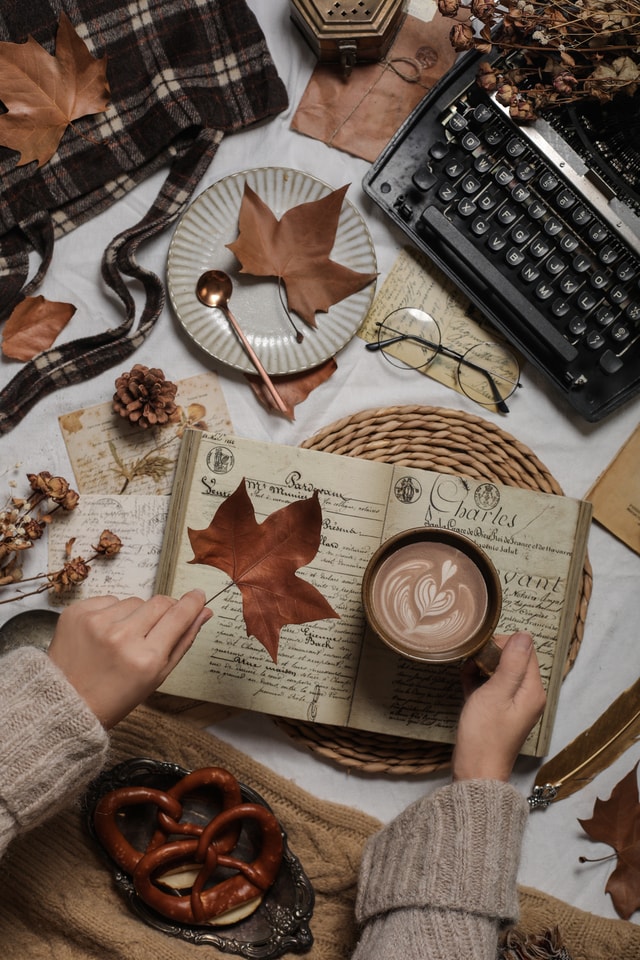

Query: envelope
[[290, 13, 457, 163]]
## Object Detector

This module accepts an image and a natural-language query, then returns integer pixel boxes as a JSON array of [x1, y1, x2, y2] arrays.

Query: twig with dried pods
[[0, 470, 121, 604], [439, 0, 640, 119]]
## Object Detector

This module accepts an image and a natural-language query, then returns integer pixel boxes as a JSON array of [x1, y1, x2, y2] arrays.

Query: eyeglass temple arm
[[366, 333, 516, 414]]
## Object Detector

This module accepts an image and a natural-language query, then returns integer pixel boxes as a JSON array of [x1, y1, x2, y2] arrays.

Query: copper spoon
[[195, 270, 294, 420]]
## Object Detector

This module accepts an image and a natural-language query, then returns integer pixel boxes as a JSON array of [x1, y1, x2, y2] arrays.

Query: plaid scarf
[[0, 0, 287, 433]]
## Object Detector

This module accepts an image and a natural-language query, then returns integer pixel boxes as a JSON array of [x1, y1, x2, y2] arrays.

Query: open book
[[156, 430, 592, 757]]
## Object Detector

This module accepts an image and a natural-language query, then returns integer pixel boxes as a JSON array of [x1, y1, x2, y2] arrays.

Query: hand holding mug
[[452, 631, 547, 782], [362, 527, 502, 673]]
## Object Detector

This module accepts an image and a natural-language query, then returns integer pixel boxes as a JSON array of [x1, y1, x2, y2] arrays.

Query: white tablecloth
[[1, 0, 639, 926]]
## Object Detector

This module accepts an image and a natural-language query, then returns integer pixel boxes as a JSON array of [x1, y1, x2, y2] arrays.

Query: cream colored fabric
[[0, 701, 639, 959], [0, 648, 108, 854]]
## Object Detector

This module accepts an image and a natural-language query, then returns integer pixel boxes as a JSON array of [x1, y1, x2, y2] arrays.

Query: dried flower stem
[[440, 0, 640, 117]]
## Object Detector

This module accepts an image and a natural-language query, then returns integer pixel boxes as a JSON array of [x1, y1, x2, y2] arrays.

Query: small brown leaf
[[226, 183, 377, 327], [579, 761, 640, 919], [0, 12, 110, 167], [2, 295, 76, 360], [245, 357, 337, 412], [187, 479, 340, 662]]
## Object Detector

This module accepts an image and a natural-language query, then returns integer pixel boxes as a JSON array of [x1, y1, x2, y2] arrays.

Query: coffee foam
[[370, 540, 489, 657]]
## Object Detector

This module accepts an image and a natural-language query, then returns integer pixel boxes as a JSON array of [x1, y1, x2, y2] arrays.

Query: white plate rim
[[166, 166, 377, 376]]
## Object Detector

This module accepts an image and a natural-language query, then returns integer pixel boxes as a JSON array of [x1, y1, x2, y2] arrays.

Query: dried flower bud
[[449, 22, 475, 51], [49, 557, 91, 592], [59, 489, 80, 511], [22, 519, 45, 542], [509, 96, 537, 121], [94, 529, 123, 557], [438, 0, 461, 16], [496, 82, 516, 105], [476, 62, 498, 92], [470, 0, 495, 22], [553, 70, 577, 94], [28, 471, 70, 501], [113, 364, 179, 430]]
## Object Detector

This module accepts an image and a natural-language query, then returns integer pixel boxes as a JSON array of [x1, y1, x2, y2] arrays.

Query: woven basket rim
[[274, 405, 592, 776]]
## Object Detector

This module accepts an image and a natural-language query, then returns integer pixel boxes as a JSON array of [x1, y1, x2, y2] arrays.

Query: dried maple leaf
[[245, 357, 337, 413], [578, 761, 640, 920], [187, 479, 339, 662], [226, 183, 377, 327], [0, 12, 110, 168], [2, 295, 76, 360]]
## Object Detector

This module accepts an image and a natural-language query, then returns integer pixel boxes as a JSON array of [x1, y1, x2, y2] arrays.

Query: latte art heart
[[371, 541, 489, 656]]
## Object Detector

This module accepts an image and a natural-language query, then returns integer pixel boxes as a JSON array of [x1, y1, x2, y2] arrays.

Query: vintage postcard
[[59, 372, 232, 496], [357, 246, 517, 406]]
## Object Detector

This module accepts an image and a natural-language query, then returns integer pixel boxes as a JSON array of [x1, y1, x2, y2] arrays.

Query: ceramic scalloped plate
[[166, 167, 377, 376]]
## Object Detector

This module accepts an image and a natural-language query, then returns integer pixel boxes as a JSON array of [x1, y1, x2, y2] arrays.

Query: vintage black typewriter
[[363, 48, 640, 422]]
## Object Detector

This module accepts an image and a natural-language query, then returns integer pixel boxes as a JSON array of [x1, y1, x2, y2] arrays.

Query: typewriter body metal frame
[[363, 47, 640, 422]]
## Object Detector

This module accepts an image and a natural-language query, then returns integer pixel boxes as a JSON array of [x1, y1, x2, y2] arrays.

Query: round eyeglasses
[[365, 308, 522, 413]]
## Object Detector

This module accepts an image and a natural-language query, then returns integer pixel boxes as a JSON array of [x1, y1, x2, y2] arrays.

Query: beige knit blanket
[[0, 704, 638, 960]]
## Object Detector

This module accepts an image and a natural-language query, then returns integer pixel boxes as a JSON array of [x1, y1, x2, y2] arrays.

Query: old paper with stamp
[[47, 495, 168, 603], [59, 373, 232, 496]]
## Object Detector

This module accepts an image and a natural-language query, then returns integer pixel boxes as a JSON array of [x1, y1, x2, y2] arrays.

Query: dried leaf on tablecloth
[[579, 761, 640, 920], [226, 183, 377, 327], [187, 479, 339, 662], [0, 11, 110, 167], [2, 295, 76, 360], [245, 357, 337, 412]]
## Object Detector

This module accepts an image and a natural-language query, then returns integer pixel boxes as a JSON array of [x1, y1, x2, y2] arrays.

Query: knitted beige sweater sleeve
[[353, 779, 529, 960], [0, 646, 109, 859]]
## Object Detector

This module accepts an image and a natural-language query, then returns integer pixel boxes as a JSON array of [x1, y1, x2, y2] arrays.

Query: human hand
[[48, 590, 212, 729], [452, 631, 546, 783]]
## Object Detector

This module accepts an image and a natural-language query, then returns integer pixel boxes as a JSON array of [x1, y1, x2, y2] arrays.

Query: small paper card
[[58, 373, 232, 496], [586, 424, 640, 555]]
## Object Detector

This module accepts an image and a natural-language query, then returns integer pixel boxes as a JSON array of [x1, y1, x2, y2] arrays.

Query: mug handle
[[472, 636, 502, 676]]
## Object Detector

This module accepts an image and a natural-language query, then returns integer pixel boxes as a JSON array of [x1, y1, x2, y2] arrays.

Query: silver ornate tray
[[84, 758, 314, 958]]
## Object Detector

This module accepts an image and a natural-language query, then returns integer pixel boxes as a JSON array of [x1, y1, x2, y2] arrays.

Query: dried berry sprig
[[0, 529, 123, 604], [0, 471, 79, 582], [0, 471, 122, 605], [439, 0, 640, 118], [111, 364, 208, 493]]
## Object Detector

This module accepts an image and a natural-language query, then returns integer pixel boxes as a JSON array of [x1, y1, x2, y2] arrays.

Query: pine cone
[[113, 364, 179, 429]]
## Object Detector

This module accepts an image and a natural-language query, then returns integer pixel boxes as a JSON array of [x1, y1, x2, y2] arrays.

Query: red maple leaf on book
[[187, 479, 339, 662]]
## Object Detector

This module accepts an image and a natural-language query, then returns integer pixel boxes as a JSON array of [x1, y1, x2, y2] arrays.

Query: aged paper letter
[[586, 423, 640, 555], [48, 495, 168, 602], [59, 373, 231, 496]]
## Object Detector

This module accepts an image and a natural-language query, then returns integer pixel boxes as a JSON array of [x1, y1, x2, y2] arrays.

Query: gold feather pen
[[528, 677, 640, 810]]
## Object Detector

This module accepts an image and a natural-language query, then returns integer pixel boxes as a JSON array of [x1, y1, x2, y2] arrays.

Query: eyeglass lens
[[374, 308, 520, 408]]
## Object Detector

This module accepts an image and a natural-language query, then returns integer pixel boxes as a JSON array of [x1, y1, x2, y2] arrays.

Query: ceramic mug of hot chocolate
[[362, 527, 502, 674]]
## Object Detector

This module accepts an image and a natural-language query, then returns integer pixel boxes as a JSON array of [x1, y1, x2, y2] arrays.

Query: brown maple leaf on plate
[[0, 11, 110, 168], [187, 479, 339, 663], [579, 761, 640, 920], [1, 295, 76, 360], [226, 182, 377, 327]]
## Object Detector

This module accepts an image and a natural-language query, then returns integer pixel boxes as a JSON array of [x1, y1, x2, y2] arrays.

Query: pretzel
[[147, 766, 243, 854], [93, 766, 243, 873], [133, 803, 284, 924], [92, 766, 284, 925]]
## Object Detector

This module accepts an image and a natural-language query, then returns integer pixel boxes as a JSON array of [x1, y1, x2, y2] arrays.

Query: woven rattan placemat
[[275, 404, 593, 776]]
